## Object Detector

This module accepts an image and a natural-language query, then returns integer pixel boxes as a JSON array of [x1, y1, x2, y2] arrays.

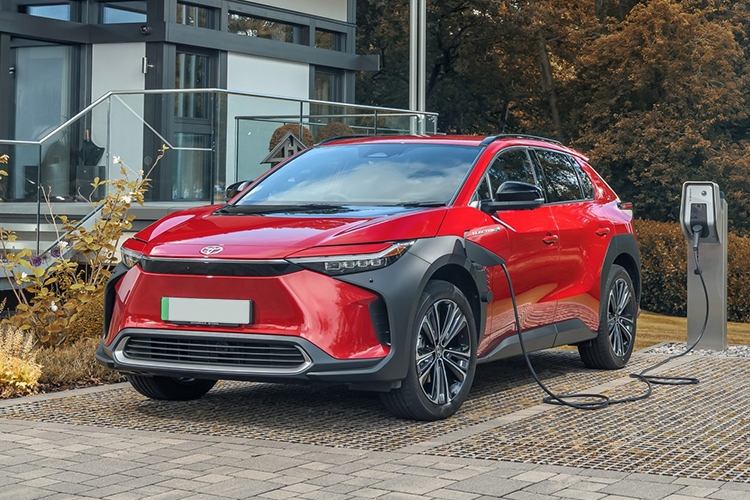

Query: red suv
[[97, 135, 640, 421]]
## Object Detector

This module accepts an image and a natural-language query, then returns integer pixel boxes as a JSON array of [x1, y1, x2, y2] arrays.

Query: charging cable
[[502, 225, 709, 410]]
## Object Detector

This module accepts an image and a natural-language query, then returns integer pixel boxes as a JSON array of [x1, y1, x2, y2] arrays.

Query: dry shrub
[[0, 323, 42, 398], [65, 292, 105, 343], [35, 336, 125, 388], [635, 219, 750, 322], [316, 121, 355, 142], [268, 123, 314, 151]]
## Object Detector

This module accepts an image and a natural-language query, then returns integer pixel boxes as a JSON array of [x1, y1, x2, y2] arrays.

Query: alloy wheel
[[415, 299, 472, 405], [607, 277, 635, 357]]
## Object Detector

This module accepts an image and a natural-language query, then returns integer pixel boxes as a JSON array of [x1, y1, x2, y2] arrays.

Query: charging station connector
[[680, 182, 721, 244], [680, 181, 727, 351]]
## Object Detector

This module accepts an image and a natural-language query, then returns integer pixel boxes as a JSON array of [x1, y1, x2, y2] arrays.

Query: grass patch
[[635, 311, 750, 351]]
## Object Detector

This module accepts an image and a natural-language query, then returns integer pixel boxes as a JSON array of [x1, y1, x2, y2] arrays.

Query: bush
[[35, 336, 124, 388], [635, 219, 750, 322], [0, 147, 167, 348], [0, 323, 42, 398], [316, 122, 355, 142]]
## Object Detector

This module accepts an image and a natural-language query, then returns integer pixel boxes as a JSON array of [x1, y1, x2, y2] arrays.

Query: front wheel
[[381, 280, 477, 421], [126, 374, 217, 401], [578, 264, 637, 369]]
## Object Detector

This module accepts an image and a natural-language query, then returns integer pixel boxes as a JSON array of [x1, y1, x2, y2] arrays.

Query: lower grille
[[122, 336, 309, 371]]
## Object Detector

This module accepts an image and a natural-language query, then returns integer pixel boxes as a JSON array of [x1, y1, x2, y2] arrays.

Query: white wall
[[255, 0, 348, 22], [226, 53, 310, 183], [91, 43, 146, 183]]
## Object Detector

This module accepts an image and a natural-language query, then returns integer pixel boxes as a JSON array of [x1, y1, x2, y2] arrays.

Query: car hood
[[136, 204, 447, 260]]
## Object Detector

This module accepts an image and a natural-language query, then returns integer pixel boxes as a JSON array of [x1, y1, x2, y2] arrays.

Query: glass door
[[10, 42, 76, 200], [170, 49, 213, 201]]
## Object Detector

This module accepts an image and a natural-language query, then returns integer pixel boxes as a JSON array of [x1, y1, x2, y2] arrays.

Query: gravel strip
[[645, 342, 750, 358]]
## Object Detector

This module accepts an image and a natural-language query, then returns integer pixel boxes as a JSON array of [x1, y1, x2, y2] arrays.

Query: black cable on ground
[[503, 230, 709, 410]]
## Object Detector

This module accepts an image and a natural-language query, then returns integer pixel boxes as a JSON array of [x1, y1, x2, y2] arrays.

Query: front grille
[[139, 259, 302, 277], [122, 336, 308, 371]]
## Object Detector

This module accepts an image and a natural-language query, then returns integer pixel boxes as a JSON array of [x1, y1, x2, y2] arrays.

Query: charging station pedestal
[[680, 182, 728, 351]]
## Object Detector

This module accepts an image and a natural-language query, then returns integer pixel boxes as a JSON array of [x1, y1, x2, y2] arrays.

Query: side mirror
[[225, 180, 252, 201], [481, 181, 544, 212]]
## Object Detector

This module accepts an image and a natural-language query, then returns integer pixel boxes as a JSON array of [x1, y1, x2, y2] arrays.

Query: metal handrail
[[35, 88, 438, 147], [1, 89, 438, 258]]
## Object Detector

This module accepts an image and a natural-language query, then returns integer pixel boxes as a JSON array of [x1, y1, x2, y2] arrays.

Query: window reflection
[[315, 29, 340, 51], [102, 2, 147, 23], [23, 4, 71, 21], [228, 12, 298, 43], [175, 52, 209, 118], [177, 2, 210, 27]]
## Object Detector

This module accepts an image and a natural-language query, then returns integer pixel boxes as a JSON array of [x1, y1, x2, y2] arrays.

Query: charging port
[[689, 203, 709, 238]]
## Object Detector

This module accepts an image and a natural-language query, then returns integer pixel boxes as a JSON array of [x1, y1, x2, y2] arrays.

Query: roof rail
[[480, 134, 563, 147]]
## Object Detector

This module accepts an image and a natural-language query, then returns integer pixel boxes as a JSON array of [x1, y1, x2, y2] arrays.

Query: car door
[[467, 148, 561, 358], [532, 149, 610, 333]]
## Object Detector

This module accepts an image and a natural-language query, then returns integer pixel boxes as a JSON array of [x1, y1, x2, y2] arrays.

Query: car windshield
[[235, 143, 481, 206]]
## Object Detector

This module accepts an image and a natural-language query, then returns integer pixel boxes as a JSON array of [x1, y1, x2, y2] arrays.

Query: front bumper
[[96, 328, 398, 388], [99, 237, 488, 391]]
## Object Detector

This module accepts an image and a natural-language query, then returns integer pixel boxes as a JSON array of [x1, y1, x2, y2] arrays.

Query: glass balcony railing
[[0, 88, 439, 254]]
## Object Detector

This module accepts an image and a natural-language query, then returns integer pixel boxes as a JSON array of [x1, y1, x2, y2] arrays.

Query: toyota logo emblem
[[200, 245, 224, 256]]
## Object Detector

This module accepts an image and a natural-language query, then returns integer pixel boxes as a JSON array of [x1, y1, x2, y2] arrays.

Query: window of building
[[314, 70, 339, 102], [227, 12, 300, 43], [101, 2, 147, 24], [315, 29, 342, 51], [21, 3, 71, 21], [177, 2, 210, 28], [175, 52, 209, 119]]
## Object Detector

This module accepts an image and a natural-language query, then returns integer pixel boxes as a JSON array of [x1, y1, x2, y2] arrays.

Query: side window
[[486, 149, 536, 197], [535, 149, 583, 203], [476, 175, 492, 201], [572, 159, 595, 199]]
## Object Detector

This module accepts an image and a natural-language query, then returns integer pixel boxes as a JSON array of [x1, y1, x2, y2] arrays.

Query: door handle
[[595, 227, 611, 237], [542, 233, 559, 245]]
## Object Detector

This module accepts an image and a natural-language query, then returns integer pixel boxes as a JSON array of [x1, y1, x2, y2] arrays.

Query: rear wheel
[[578, 264, 637, 369], [126, 375, 217, 400], [381, 280, 477, 421]]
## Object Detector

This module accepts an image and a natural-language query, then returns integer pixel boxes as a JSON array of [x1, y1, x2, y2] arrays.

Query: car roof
[[317, 134, 588, 161]]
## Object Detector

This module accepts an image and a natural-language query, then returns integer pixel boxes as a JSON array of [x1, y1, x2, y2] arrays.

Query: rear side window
[[535, 149, 583, 203], [485, 149, 537, 198], [573, 160, 595, 199]]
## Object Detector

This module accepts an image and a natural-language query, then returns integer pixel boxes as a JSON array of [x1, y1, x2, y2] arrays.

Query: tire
[[578, 264, 637, 370], [381, 280, 477, 421], [126, 374, 217, 401]]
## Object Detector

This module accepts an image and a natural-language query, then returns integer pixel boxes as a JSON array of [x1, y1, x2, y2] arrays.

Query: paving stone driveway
[[1, 350, 748, 499]]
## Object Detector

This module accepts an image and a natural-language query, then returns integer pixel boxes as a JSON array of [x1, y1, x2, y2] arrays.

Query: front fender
[[334, 237, 489, 385]]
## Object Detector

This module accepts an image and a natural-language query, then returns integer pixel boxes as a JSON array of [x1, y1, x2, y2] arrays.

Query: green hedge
[[635, 219, 750, 323]]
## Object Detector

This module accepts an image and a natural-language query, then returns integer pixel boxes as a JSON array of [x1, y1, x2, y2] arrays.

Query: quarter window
[[572, 159, 595, 199], [535, 149, 583, 203]]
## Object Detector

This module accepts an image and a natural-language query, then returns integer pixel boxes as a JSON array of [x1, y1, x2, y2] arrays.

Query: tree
[[357, 0, 598, 136], [572, 0, 750, 228]]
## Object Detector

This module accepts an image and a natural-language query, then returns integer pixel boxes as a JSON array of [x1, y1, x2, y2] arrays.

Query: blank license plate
[[161, 298, 252, 325]]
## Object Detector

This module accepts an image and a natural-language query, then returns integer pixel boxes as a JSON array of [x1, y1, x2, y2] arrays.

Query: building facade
[[0, 0, 379, 203]]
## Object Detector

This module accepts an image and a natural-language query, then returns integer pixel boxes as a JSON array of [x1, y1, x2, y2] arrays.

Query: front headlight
[[289, 241, 415, 275], [120, 247, 144, 269]]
